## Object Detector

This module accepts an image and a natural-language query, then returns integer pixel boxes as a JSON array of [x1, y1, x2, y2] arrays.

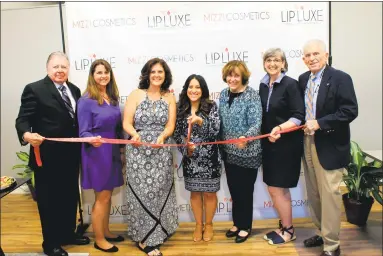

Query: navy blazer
[[299, 65, 358, 170]]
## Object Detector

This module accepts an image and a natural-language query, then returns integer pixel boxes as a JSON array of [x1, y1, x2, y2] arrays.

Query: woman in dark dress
[[173, 74, 222, 242], [258, 48, 304, 245]]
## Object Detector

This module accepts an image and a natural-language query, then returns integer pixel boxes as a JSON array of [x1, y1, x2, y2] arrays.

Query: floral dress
[[125, 93, 178, 246]]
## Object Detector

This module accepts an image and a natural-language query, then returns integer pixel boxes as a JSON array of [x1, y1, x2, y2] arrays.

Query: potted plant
[[342, 141, 383, 226], [12, 151, 37, 201]]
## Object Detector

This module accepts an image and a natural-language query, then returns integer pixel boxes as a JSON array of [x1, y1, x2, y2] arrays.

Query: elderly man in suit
[[299, 39, 358, 256], [15, 52, 90, 256]]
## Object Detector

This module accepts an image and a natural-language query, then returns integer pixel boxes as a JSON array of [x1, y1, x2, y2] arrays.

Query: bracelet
[[277, 125, 282, 131]]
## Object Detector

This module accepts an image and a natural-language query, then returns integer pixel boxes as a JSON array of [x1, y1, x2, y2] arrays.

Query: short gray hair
[[303, 39, 327, 53], [262, 48, 288, 72], [46, 51, 69, 67]]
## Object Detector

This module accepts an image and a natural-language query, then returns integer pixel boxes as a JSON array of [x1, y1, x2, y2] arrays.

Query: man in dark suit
[[299, 39, 358, 256], [15, 52, 90, 256]]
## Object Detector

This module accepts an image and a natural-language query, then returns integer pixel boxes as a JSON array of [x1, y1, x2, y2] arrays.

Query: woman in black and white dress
[[174, 74, 222, 242]]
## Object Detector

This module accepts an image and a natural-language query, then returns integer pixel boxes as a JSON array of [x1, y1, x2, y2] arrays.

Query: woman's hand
[[89, 136, 102, 147], [268, 126, 281, 143], [187, 114, 203, 126], [131, 133, 141, 147], [236, 136, 247, 149], [187, 142, 195, 157]]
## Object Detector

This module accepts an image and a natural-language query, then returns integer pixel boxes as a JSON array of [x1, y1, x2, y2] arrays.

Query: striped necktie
[[58, 85, 75, 119], [305, 74, 315, 121]]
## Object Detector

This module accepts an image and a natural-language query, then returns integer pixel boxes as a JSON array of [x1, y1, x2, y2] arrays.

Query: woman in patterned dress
[[123, 58, 178, 256], [173, 74, 222, 242]]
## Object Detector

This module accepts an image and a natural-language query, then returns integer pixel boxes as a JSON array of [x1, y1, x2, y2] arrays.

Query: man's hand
[[304, 120, 320, 135], [23, 132, 45, 147]]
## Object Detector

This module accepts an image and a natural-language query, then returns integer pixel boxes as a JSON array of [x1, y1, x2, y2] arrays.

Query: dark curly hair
[[177, 74, 214, 118], [138, 58, 173, 92]]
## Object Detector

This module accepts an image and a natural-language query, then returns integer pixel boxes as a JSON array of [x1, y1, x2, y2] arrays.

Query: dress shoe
[[43, 247, 68, 256], [94, 242, 119, 253], [105, 235, 125, 242], [235, 230, 251, 243], [304, 235, 324, 247], [226, 228, 240, 238], [320, 246, 341, 256], [61, 235, 90, 246]]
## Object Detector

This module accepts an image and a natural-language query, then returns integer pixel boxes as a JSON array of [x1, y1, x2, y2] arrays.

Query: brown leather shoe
[[320, 246, 340, 256], [193, 224, 203, 242], [203, 223, 214, 242], [304, 235, 324, 247]]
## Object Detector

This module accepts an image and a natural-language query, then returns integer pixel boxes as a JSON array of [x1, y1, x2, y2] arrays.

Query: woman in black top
[[258, 48, 304, 245]]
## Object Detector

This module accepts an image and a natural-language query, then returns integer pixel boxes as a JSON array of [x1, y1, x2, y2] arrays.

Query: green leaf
[[371, 189, 383, 205], [16, 151, 29, 162], [12, 164, 28, 170]]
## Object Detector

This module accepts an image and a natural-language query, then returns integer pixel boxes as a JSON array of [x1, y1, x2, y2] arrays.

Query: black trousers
[[225, 162, 258, 230], [34, 163, 79, 250]]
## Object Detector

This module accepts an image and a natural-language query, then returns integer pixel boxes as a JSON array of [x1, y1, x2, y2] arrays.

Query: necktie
[[58, 85, 75, 119], [305, 74, 315, 121]]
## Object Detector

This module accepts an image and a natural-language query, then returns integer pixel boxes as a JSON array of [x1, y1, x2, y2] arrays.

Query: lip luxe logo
[[205, 48, 249, 65], [281, 5, 324, 24], [74, 54, 116, 71], [147, 10, 191, 28]]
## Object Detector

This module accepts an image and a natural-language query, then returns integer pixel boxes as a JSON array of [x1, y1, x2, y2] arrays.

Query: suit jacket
[[299, 65, 358, 170], [15, 76, 81, 171]]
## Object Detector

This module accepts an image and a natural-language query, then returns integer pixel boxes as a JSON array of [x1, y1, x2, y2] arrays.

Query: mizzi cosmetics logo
[[281, 5, 324, 24], [205, 48, 249, 65], [127, 54, 194, 65], [74, 54, 116, 71], [147, 10, 191, 28], [264, 199, 309, 208], [204, 11, 270, 22], [72, 17, 136, 28]]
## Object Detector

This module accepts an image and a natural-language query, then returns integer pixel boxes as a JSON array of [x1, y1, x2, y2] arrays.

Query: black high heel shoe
[[94, 242, 119, 253], [235, 229, 251, 243]]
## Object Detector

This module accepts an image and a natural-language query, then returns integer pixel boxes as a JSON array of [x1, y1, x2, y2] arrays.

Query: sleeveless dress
[[125, 92, 178, 246]]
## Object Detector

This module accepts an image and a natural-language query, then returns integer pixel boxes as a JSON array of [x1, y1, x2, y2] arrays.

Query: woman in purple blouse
[[77, 59, 124, 253]]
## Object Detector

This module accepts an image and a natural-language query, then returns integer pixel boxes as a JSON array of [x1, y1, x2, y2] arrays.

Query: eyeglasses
[[265, 59, 282, 64]]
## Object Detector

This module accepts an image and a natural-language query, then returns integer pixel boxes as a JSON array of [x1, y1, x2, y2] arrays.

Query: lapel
[[44, 75, 67, 111], [67, 82, 79, 102], [300, 71, 310, 92], [315, 65, 332, 115]]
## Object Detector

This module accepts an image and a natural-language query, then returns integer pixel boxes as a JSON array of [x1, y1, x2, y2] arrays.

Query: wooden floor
[[1, 193, 382, 256]]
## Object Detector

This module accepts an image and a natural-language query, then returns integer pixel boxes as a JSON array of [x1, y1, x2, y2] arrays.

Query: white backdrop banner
[[65, 2, 329, 223]]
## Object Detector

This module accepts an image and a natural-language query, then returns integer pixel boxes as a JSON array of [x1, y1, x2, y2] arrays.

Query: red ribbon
[[34, 125, 304, 167]]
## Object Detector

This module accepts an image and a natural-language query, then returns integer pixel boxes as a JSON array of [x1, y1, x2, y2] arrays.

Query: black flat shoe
[[94, 242, 119, 253], [226, 228, 240, 238], [235, 230, 251, 243], [105, 235, 125, 242]]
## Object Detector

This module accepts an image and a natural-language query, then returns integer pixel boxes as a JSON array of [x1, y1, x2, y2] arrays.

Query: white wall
[[1, 2, 382, 178], [1, 4, 63, 178], [331, 2, 382, 150]]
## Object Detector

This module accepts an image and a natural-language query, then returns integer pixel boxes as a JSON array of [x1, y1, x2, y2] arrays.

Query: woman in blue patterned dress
[[123, 58, 178, 256], [173, 74, 222, 242], [219, 60, 263, 243]]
